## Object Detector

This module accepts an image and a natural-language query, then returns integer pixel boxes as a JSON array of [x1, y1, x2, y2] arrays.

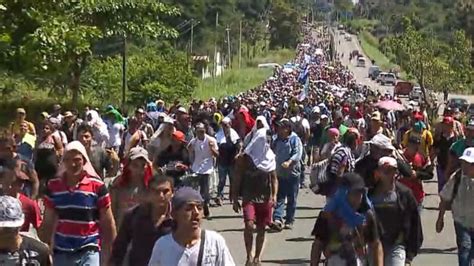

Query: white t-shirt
[[148, 230, 235, 266], [189, 135, 218, 175], [108, 123, 124, 147]]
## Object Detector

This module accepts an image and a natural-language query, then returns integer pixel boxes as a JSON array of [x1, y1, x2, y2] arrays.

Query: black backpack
[[291, 117, 306, 140]]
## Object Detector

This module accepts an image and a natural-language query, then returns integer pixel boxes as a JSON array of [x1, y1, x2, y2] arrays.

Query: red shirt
[[400, 150, 426, 204], [18, 193, 42, 232]]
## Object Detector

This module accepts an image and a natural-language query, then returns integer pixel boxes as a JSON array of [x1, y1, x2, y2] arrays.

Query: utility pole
[[121, 35, 127, 110], [239, 20, 242, 69], [190, 19, 194, 55], [213, 12, 219, 78], [226, 25, 231, 68]]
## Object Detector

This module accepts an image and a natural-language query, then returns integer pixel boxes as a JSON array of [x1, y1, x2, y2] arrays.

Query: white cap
[[321, 114, 329, 119], [177, 107, 188, 114], [460, 147, 474, 164], [378, 156, 397, 168], [259, 101, 266, 106], [312, 106, 321, 114], [368, 134, 395, 151]]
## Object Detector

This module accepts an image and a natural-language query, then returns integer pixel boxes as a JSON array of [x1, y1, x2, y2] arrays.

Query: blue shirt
[[272, 132, 303, 178]]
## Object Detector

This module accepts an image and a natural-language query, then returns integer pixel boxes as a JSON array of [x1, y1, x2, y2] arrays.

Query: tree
[[0, 1, 179, 108], [269, 0, 300, 49]]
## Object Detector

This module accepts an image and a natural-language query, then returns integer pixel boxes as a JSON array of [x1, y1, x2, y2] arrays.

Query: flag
[[298, 65, 309, 84], [298, 73, 310, 101]]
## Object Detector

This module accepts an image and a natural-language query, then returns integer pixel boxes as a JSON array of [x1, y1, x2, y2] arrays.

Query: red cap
[[413, 111, 424, 121], [172, 130, 186, 143], [443, 116, 454, 125]]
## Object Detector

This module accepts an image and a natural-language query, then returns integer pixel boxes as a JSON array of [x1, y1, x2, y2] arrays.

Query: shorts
[[243, 201, 273, 227]]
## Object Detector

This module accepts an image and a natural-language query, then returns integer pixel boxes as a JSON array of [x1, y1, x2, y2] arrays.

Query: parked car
[[448, 98, 469, 112], [394, 81, 414, 97], [345, 34, 352, 41], [356, 57, 366, 67], [409, 86, 423, 100], [376, 72, 387, 83], [467, 103, 474, 117], [380, 73, 396, 85], [368, 66, 380, 79]]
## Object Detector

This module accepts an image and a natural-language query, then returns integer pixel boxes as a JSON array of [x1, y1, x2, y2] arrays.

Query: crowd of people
[[1, 24, 474, 266]]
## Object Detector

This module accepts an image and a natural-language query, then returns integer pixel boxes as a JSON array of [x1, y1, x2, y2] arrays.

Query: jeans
[[437, 165, 447, 193], [454, 221, 474, 266], [300, 150, 306, 186], [54, 250, 100, 266], [383, 244, 406, 266], [273, 175, 299, 224], [217, 165, 233, 198], [197, 174, 210, 204]]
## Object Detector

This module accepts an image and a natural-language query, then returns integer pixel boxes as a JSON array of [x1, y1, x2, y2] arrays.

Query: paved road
[[201, 31, 460, 266]]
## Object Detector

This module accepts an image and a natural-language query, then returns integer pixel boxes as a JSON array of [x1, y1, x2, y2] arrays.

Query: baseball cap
[[460, 147, 474, 164], [172, 187, 203, 210], [172, 130, 186, 143], [371, 111, 382, 121], [378, 156, 398, 168], [312, 106, 321, 114], [53, 104, 61, 111], [195, 122, 205, 130], [129, 147, 149, 161], [277, 118, 292, 128], [41, 112, 49, 118], [341, 173, 366, 192], [177, 107, 188, 114], [368, 134, 395, 151], [0, 196, 25, 228], [16, 108, 26, 114], [443, 116, 454, 125], [321, 114, 329, 120], [136, 108, 145, 114]]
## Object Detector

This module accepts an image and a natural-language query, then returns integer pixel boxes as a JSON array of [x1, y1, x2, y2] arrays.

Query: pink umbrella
[[375, 100, 405, 111]]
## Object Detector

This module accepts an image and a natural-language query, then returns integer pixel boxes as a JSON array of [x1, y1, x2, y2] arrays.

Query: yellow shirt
[[402, 129, 433, 157], [10, 121, 36, 136]]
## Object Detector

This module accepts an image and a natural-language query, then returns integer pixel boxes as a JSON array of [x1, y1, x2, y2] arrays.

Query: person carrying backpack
[[436, 147, 474, 266], [290, 112, 310, 187]]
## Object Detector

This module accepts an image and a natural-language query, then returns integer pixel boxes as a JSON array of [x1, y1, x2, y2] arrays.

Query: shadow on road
[[217, 228, 245, 233], [296, 206, 323, 211], [423, 206, 440, 211], [262, 258, 311, 264], [420, 247, 457, 254], [296, 215, 318, 220], [286, 237, 313, 242], [207, 214, 241, 219]]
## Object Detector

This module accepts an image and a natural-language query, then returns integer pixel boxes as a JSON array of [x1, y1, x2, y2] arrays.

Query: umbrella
[[375, 100, 405, 111]]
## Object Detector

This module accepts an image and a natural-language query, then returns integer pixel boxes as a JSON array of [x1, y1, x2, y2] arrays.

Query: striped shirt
[[43, 172, 111, 253], [329, 146, 354, 176]]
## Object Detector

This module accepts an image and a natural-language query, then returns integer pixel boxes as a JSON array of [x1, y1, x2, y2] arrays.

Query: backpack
[[291, 116, 306, 140], [310, 146, 347, 196]]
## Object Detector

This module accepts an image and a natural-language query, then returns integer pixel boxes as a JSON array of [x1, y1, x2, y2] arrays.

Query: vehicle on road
[[356, 57, 366, 67], [376, 72, 387, 83], [345, 34, 352, 41], [380, 73, 396, 85], [338, 24, 344, 30], [368, 66, 380, 79], [258, 63, 280, 69], [409, 86, 423, 101], [448, 98, 469, 112], [394, 81, 414, 97], [467, 104, 474, 117]]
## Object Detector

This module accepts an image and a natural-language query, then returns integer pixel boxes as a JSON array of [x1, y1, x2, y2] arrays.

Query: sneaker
[[204, 204, 211, 218], [270, 220, 283, 232], [214, 198, 223, 206], [284, 223, 293, 230]]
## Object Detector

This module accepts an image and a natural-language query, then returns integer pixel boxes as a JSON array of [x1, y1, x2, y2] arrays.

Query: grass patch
[[194, 67, 273, 100], [358, 31, 397, 71], [194, 48, 294, 100]]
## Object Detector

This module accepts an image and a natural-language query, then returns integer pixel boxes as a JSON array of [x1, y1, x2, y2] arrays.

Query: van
[[381, 73, 396, 85], [368, 66, 380, 79], [356, 57, 366, 67]]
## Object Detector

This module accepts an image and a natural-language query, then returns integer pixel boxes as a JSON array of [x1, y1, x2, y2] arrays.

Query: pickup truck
[[394, 81, 414, 97]]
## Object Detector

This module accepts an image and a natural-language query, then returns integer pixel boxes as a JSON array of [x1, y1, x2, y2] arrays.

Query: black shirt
[[0, 235, 51, 266]]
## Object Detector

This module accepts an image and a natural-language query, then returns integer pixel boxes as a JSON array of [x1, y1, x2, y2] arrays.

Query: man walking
[[437, 147, 474, 266], [148, 187, 235, 265], [39, 141, 117, 265], [232, 127, 278, 265], [271, 119, 303, 231], [188, 122, 219, 218], [0, 195, 51, 265]]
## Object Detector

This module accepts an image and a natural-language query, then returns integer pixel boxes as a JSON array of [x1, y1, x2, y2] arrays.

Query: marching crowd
[[1, 24, 474, 266]]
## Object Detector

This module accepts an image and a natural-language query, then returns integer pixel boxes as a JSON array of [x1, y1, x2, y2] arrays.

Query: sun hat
[[367, 134, 395, 151], [0, 195, 24, 228], [172, 131, 186, 143]]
